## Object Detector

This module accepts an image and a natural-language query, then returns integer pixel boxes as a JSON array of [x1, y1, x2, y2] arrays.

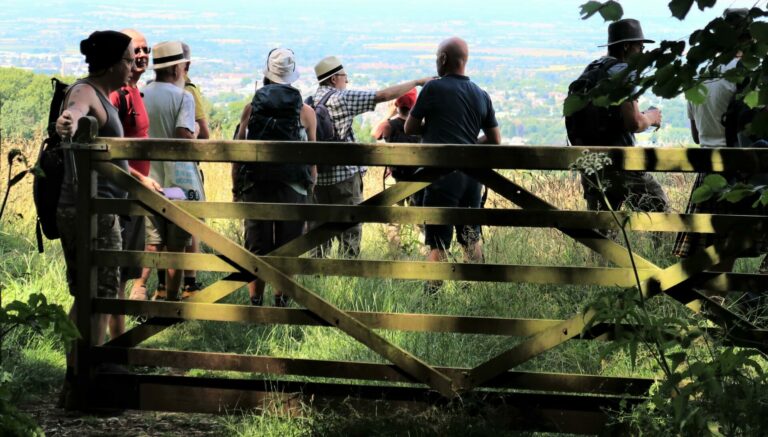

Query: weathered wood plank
[[96, 137, 768, 172], [93, 198, 768, 233], [92, 347, 653, 395]]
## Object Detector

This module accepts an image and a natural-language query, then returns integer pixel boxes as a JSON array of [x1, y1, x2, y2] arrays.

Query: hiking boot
[[250, 295, 263, 306], [274, 294, 290, 307], [423, 280, 443, 295], [152, 289, 167, 301], [181, 281, 203, 300], [152, 284, 167, 301]]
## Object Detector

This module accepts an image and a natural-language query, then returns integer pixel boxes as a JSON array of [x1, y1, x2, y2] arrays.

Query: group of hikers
[[50, 10, 766, 408]]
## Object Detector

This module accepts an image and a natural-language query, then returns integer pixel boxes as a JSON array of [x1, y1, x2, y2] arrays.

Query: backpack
[[722, 71, 756, 148], [722, 98, 754, 147], [565, 57, 625, 146], [306, 90, 339, 173], [241, 84, 312, 188], [32, 78, 69, 252]]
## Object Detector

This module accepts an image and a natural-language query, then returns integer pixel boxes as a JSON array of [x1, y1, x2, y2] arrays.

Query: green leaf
[[695, 0, 716, 11], [755, 190, 768, 207], [580, 1, 603, 19], [702, 174, 727, 189], [744, 90, 759, 109], [6, 149, 23, 166], [750, 22, 768, 44], [8, 170, 29, 189], [691, 184, 714, 203], [684, 83, 708, 104], [668, 0, 695, 19], [563, 94, 587, 116], [723, 188, 753, 203], [598, 1, 623, 21]]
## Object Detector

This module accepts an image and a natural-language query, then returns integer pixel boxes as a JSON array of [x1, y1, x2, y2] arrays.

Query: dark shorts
[[120, 215, 145, 280], [244, 181, 307, 255], [423, 171, 483, 250]]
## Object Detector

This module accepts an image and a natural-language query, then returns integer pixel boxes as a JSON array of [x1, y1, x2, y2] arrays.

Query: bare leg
[[109, 283, 126, 338], [130, 244, 159, 299]]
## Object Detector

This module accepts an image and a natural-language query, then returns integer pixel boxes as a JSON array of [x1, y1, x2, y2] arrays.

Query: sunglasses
[[134, 46, 151, 55]]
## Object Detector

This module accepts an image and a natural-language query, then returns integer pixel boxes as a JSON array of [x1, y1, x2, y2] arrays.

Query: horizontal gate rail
[[95, 137, 768, 172], [92, 347, 654, 396], [93, 198, 768, 233], [94, 250, 768, 292]]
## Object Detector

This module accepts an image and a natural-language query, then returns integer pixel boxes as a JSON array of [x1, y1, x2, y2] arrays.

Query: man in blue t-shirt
[[405, 37, 501, 292]]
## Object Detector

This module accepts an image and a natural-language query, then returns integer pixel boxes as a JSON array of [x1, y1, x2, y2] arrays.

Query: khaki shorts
[[145, 215, 191, 248], [56, 207, 121, 298]]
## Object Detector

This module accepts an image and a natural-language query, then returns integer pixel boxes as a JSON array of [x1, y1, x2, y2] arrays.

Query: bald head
[[436, 37, 468, 77], [120, 28, 149, 80]]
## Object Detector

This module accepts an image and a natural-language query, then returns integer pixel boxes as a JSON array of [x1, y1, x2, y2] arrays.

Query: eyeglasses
[[134, 46, 151, 55]]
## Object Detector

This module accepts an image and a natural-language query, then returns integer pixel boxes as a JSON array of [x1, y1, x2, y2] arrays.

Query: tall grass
[[3, 137, 761, 435]]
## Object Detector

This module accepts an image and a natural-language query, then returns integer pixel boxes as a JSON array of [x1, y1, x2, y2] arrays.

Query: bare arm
[[196, 118, 210, 140], [231, 105, 252, 201], [300, 104, 317, 142], [175, 127, 195, 139], [621, 100, 662, 133], [478, 126, 502, 145], [690, 119, 700, 145], [129, 167, 163, 192], [404, 114, 423, 136], [55, 84, 102, 138], [374, 77, 432, 103]]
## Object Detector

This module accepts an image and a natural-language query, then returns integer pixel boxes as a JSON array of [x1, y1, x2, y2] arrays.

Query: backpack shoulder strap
[[117, 88, 129, 122], [317, 89, 337, 107]]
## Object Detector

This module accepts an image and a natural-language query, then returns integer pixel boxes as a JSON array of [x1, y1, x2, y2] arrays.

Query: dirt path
[[21, 393, 227, 437]]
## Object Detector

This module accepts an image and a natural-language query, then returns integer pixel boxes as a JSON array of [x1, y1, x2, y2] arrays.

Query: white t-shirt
[[143, 81, 196, 139], [143, 81, 204, 200], [687, 58, 739, 147]]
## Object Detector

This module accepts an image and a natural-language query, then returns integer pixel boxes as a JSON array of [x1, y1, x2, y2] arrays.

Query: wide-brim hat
[[152, 41, 187, 69], [315, 55, 345, 82], [599, 18, 654, 47], [264, 48, 300, 84]]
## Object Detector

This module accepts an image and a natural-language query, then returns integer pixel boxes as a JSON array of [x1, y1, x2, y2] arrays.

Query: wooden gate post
[[71, 116, 100, 409]]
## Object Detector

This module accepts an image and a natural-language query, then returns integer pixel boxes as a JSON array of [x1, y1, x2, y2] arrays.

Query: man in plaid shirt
[[311, 55, 432, 257]]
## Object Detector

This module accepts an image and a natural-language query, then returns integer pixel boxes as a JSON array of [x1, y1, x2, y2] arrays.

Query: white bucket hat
[[314, 55, 345, 82], [264, 48, 300, 84], [152, 41, 187, 69]]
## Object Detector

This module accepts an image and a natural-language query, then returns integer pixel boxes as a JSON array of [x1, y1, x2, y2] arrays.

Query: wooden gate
[[66, 116, 767, 434]]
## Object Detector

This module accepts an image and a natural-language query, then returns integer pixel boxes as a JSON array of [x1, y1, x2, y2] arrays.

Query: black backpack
[[242, 84, 312, 187], [32, 78, 69, 251], [565, 57, 625, 146], [306, 90, 339, 173]]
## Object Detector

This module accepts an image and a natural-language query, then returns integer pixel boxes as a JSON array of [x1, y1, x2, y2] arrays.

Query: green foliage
[[0, 294, 77, 436], [691, 173, 768, 207], [0, 68, 70, 141], [0, 372, 44, 437], [0, 293, 79, 358]]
